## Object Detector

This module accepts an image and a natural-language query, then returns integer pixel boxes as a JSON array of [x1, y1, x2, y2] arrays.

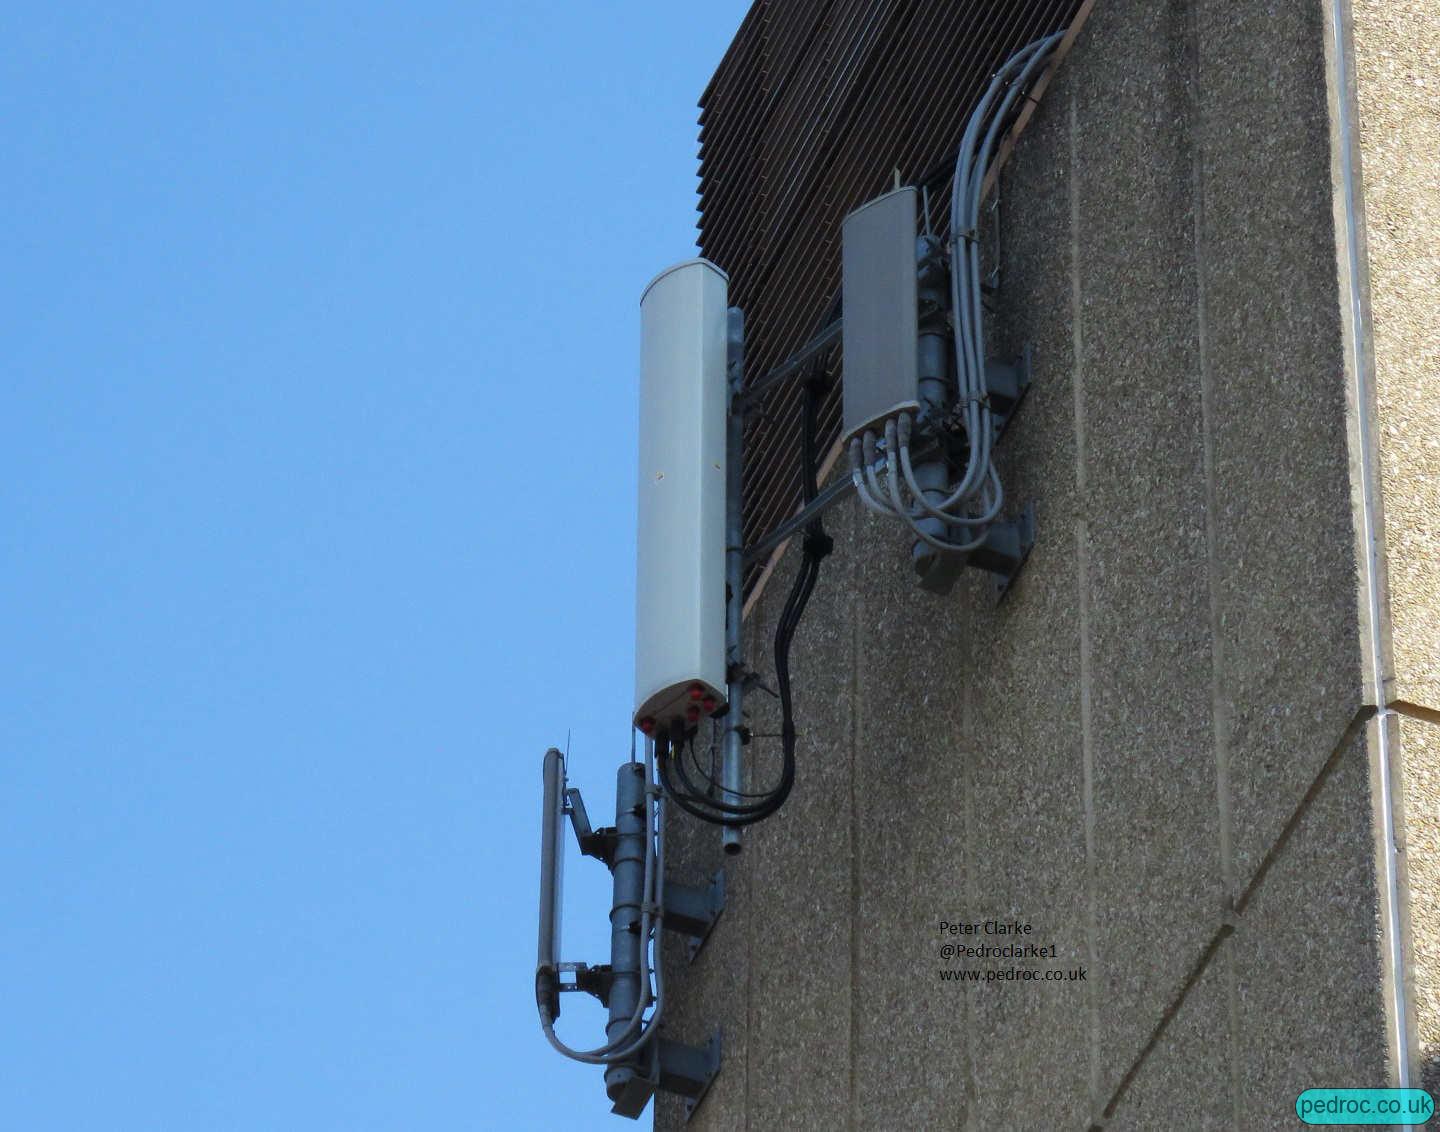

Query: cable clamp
[[803, 529, 834, 560], [951, 228, 979, 246]]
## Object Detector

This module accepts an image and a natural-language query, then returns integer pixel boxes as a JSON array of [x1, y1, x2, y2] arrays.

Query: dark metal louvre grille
[[696, 0, 1088, 595]]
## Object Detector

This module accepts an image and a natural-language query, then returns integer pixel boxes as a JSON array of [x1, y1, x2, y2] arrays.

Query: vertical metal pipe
[[722, 308, 746, 855], [1330, 0, 1412, 1096], [603, 761, 649, 1100], [912, 235, 952, 565]]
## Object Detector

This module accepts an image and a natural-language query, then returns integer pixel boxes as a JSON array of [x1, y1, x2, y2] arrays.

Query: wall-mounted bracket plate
[[608, 1029, 722, 1122], [986, 342, 1032, 439], [560, 962, 613, 1007], [914, 501, 1036, 598], [679, 1030, 722, 1122], [662, 869, 726, 962], [987, 500, 1037, 601]]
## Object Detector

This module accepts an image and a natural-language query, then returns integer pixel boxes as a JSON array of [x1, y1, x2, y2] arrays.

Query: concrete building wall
[[655, 0, 1435, 1126]]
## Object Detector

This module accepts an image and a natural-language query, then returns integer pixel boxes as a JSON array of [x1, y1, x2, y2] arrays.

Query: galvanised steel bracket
[[609, 1029, 723, 1122], [565, 786, 617, 866], [555, 766, 725, 1122], [915, 500, 1036, 598], [662, 869, 725, 962], [984, 342, 1032, 437]]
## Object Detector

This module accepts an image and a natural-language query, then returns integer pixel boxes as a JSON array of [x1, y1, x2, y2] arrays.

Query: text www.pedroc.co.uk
[[938, 966, 1088, 983]]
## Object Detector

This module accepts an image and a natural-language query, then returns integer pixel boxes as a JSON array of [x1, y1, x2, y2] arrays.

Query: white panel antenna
[[633, 259, 730, 734]]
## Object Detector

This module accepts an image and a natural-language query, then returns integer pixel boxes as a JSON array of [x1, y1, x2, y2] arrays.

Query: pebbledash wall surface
[[653, 0, 1440, 1129]]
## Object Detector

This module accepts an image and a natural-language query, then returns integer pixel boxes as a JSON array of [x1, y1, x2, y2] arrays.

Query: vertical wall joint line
[[1182, 3, 1244, 1124], [1068, 86, 1103, 1121]]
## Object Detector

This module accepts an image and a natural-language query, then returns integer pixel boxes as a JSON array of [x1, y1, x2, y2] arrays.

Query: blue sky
[[2, 4, 750, 1128]]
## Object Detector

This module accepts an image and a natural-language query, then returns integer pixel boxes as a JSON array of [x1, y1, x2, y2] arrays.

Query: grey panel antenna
[[536, 747, 565, 1020], [841, 186, 920, 442]]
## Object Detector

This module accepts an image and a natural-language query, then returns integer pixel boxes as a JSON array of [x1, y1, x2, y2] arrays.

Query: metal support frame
[[564, 786, 616, 866], [663, 870, 726, 961], [732, 317, 841, 415], [538, 752, 725, 1121], [600, 763, 649, 1104], [733, 218, 1040, 596], [911, 231, 957, 568], [910, 337, 1034, 597], [742, 474, 856, 567], [983, 343, 1032, 436], [721, 309, 746, 855], [609, 1030, 723, 1121], [915, 500, 1036, 598]]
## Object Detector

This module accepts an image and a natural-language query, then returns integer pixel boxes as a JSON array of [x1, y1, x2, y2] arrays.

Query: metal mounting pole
[[602, 762, 649, 1103], [732, 317, 841, 414], [536, 750, 723, 1120], [741, 475, 857, 566], [722, 307, 746, 855], [911, 234, 951, 574]]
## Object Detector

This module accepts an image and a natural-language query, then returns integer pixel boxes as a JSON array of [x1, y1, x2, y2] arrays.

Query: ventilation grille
[[696, 0, 1089, 594]]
